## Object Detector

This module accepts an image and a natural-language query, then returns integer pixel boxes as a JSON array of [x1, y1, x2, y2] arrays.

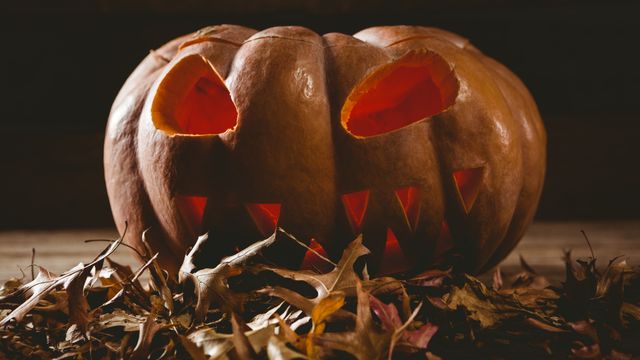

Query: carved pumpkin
[[104, 25, 546, 276]]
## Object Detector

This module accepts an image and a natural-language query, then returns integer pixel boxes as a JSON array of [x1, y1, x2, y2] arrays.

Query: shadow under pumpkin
[[164, 51, 483, 275]]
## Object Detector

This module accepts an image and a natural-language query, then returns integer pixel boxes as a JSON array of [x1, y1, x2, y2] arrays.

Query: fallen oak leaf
[[400, 322, 438, 351], [368, 294, 438, 357], [65, 263, 92, 335], [130, 314, 164, 360], [142, 230, 174, 315], [275, 314, 305, 351], [187, 324, 276, 359], [102, 252, 158, 308], [104, 257, 146, 301], [181, 232, 277, 320], [190, 265, 244, 321], [406, 268, 452, 288], [231, 313, 258, 359], [95, 309, 148, 332], [1, 235, 123, 325], [444, 275, 504, 328], [267, 335, 307, 360], [0, 266, 75, 325], [313, 281, 391, 360], [254, 236, 369, 317], [368, 295, 438, 352]]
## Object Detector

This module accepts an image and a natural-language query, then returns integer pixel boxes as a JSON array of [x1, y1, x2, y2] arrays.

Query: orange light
[[246, 203, 282, 236], [341, 190, 370, 233]]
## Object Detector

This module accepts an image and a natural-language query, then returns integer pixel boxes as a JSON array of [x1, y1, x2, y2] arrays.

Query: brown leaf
[[256, 236, 369, 316], [0, 277, 23, 298], [232, 313, 258, 360], [142, 231, 174, 314], [266, 335, 307, 360], [445, 276, 503, 328], [406, 268, 452, 288], [1, 266, 72, 325], [307, 292, 345, 357], [401, 322, 438, 350], [96, 309, 148, 332], [369, 295, 438, 351], [187, 324, 276, 359], [189, 265, 244, 321], [65, 263, 92, 334], [1, 234, 123, 326], [181, 232, 277, 320], [178, 335, 209, 360], [130, 314, 164, 360], [525, 317, 567, 333], [313, 281, 391, 360]]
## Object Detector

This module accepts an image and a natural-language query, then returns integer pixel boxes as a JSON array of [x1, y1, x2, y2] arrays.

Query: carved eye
[[152, 54, 238, 136], [341, 51, 458, 138]]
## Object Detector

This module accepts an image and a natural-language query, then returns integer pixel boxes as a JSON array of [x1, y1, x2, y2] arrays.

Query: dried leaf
[[256, 236, 369, 316], [142, 231, 174, 314], [401, 322, 438, 350], [445, 276, 503, 328], [181, 232, 277, 320], [130, 315, 164, 360], [267, 335, 307, 360], [369, 295, 438, 350], [313, 281, 390, 360], [231, 313, 257, 359], [307, 292, 345, 357], [65, 263, 92, 334], [1, 266, 72, 325], [187, 324, 276, 359], [96, 310, 148, 332]]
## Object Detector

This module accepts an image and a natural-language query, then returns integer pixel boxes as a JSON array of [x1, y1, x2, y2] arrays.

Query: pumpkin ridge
[[106, 24, 545, 276], [179, 37, 243, 50], [242, 35, 323, 46]]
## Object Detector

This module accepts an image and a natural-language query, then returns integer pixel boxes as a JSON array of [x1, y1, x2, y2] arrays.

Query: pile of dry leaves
[[1, 229, 639, 359]]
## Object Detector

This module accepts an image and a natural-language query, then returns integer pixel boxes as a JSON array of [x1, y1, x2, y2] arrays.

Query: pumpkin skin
[[104, 25, 546, 276]]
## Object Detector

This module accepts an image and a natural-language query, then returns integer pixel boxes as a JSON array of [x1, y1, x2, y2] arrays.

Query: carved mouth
[[175, 166, 483, 274]]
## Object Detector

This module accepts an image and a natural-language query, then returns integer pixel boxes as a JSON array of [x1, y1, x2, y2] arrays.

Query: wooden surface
[[0, 221, 638, 283]]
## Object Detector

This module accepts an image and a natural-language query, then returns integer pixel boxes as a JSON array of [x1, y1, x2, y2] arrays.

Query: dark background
[[1, 0, 639, 229]]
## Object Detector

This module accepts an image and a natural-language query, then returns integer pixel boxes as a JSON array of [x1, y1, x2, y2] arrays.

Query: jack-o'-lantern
[[104, 25, 546, 276]]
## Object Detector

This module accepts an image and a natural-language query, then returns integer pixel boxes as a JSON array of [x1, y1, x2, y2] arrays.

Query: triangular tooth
[[246, 203, 282, 237], [341, 190, 370, 233], [378, 228, 411, 275], [176, 195, 208, 233], [395, 186, 421, 231], [433, 220, 454, 259], [300, 239, 333, 273], [452, 167, 484, 214]]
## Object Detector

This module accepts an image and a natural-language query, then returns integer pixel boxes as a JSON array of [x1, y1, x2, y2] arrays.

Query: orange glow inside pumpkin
[[246, 203, 282, 237], [341, 190, 370, 234], [395, 186, 421, 231], [152, 54, 237, 136], [452, 167, 484, 213], [379, 229, 410, 274], [300, 239, 333, 273], [176, 195, 208, 234], [342, 52, 458, 138]]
